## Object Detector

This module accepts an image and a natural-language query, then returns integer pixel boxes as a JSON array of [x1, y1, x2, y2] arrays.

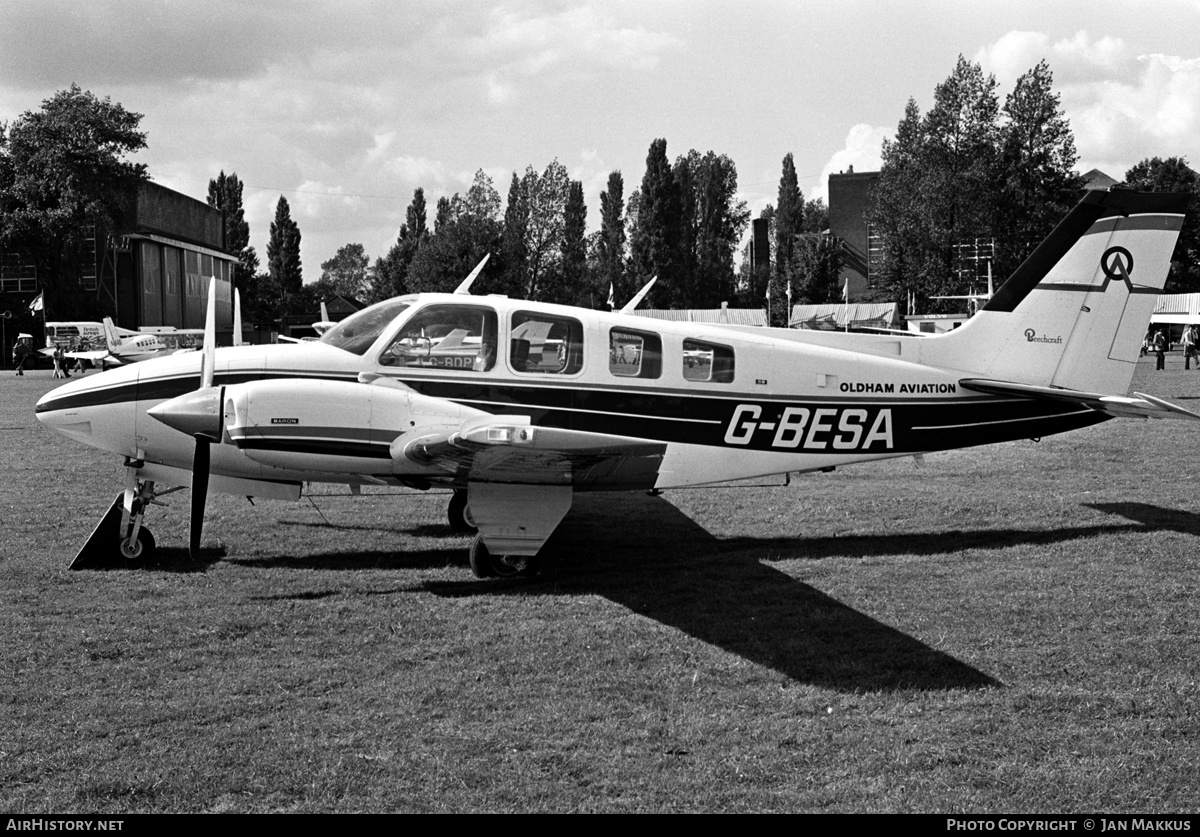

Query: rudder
[[923, 190, 1186, 394]]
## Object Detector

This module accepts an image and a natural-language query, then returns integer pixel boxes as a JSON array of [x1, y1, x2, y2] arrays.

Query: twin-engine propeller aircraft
[[36, 189, 1195, 578]]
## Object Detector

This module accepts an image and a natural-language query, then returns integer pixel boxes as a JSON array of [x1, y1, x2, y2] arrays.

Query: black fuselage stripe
[[39, 368, 1108, 455]]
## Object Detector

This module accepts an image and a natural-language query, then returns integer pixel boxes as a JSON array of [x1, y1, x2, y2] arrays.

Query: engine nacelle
[[222, 378, 485, 474]]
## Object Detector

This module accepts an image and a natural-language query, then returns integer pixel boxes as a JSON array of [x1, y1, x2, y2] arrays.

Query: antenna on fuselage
[[619, 276, 657, 314], [453, 254, 491, 295]]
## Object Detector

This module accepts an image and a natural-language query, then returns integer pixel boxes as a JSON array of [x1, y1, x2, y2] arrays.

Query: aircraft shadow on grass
[[109, 495, 1181, 692], [420, 492, 1013, 693], [1085, 501, 1200, 534], [83, 545, 227, 574]]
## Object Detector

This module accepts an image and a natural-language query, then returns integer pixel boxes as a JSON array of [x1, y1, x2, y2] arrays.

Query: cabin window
[[379, 304, 498, 372], [682, 339, 735, 383], [510, 312, 583, 375], [609, 328, 661, 379]]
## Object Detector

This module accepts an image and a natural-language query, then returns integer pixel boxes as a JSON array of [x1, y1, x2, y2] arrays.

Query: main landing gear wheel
[[118, 527, 156, 565], [468, 534, 539, 579], [447, 490, 476, 533]]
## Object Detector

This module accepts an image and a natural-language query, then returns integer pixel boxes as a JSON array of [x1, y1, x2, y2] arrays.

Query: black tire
[[468, 534, 538, 579], [118, 527, 156, 566], [447, 490, 476, 533]]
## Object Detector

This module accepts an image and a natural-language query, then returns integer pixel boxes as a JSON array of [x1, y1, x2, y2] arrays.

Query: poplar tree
[[558, 180, 587, 306], [267, 195, 302, 296], [372, 187, 429, 301], [500, 172, 530, 298], [629, 138, 682, 308], [597, 171, 627, 305], [206, 170, 259, 300], [682, 150, 748, 308], [775, 153, 804, 288]]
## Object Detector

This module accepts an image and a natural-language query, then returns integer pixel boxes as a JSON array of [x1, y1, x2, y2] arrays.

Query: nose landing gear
[[69, 465, 181, 569]]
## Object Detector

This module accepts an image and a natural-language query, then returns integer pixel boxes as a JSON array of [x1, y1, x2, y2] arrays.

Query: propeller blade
[[190, 436, 210, 559], [201, 276, 217, 389], [233, 288, 243, 347]]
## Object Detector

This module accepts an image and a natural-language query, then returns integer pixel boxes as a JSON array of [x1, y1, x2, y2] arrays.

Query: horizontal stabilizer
[[960, 378, 1200, 421]]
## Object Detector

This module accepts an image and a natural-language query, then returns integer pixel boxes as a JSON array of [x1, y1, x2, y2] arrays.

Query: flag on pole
[[28, 292, 43, 313], [607, 282, 615, 310], [842, 278, 849, 303]]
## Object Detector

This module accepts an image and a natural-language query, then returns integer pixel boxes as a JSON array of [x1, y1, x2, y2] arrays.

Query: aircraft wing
[[394, 415, 667, 490], [959, 378, 1200, 421], [64, 350, 113, 362]]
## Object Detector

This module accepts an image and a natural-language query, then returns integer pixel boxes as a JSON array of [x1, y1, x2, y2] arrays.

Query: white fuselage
[[36, 293, 1101, 497]]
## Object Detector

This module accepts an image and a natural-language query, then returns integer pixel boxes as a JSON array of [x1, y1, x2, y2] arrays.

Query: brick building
[[826, 168, 880, 302]]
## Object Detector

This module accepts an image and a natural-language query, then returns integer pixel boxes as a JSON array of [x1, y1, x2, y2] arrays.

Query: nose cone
[[36, 365, 141, 454]]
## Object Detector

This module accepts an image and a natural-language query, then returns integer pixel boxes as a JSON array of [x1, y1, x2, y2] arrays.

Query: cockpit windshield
[[319, 299, 412, 355]]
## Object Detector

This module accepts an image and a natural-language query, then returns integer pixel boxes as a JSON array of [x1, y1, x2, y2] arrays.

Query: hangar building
[[1, 180, 237, 357]]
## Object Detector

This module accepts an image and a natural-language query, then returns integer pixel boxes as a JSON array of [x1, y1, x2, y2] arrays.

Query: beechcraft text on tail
[[35, 189, 1197, 579]]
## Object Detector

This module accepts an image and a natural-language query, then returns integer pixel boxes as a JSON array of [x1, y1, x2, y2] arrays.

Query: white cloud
[[975, 30, 1137, 90], [975, 30, 1200, 177], [466, 4, 681, 106], [1065, 51, 1200, 174], [812, 124, 889, 203]]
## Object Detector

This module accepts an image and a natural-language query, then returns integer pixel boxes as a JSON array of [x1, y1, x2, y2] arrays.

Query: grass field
[[4, 354, 1200, 812]]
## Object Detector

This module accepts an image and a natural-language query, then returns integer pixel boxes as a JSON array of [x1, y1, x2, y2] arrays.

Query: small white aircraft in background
[[278, 301, 339, 343], [313, 301, 336, 336], [36, 189, 1195, 579], [43, 318, 202, 368]]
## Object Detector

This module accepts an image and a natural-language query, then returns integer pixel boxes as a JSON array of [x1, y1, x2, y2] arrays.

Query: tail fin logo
[[1102, 246, 1135, 290], [1040, 245, 1152, 296]]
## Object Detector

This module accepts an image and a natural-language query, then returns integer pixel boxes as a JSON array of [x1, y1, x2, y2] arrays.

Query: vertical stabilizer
[[101, 317, 123, 354], [922, 190, 1186, 394]]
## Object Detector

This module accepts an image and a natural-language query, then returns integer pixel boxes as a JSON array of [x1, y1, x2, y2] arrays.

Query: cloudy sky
[[3, 0, 1200, 282]]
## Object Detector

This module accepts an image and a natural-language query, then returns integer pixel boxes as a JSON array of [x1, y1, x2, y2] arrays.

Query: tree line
[[4, 66, 1200, 338], [214, 141, 766, 326], [223, 138, 837, 327], [867, 56, 1200, 313]]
